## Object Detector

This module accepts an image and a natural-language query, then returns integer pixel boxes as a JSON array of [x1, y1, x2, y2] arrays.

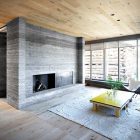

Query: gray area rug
[[48, 91, 140, 140]]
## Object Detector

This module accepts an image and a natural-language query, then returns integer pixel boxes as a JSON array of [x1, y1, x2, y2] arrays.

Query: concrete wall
[[7, 17, 84, 109], [0, 33, 6, 97], [7, 18, 26, 108], [25, 23, 78, 97], [77, 37, 85, 84]]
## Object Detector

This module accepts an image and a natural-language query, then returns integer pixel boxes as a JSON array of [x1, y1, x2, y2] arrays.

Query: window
[[105, 42, 118, 80], [85, 50, 91, 79], [119, 40, 137, 82], [85, 39, 139, 83], [91, 43, 104, 80], [92, 50, 104, 80]]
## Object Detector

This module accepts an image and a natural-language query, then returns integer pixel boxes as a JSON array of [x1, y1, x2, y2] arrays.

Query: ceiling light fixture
[[111, 14, 115, 16]]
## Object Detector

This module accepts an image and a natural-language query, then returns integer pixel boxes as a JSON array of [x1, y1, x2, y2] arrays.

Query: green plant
[[107, 75, 123, 90]]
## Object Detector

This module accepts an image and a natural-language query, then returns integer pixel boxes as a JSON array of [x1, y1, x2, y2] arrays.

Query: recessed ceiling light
[[111, 14, 115, 16]]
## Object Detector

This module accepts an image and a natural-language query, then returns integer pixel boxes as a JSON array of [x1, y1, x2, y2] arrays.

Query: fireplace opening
[[33, 73, 55, 92]]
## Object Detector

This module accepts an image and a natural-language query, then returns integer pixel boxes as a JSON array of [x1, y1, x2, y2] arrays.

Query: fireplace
[[33, 73, 55, 92], [33, 71, 73, 93]]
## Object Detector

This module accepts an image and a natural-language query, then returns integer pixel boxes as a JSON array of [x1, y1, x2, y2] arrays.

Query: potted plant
[[106, 75, 123, 95]]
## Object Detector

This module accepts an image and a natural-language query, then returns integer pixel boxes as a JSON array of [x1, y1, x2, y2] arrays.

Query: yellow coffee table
[[90, 90, 135, 117]]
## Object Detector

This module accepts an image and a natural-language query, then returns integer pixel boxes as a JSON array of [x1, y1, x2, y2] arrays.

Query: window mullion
[[118, 41, 120, 81], [90, 45, 92, 80], [136, 39, 138, 80], [103, 43, 106, 80]]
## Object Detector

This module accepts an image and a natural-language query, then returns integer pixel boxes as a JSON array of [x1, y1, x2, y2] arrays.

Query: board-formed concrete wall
[[25, 23, 78, 97], [7, 18, 26, 108], [0, 33, 6, 97], [7, 17, 84, 109]]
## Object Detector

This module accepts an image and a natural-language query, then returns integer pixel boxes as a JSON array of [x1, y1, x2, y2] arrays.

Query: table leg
[[93, 103, 97, 111], [115, 108, 120, 117], [130, 98, 132, 102], [123, 104, 127, 110]]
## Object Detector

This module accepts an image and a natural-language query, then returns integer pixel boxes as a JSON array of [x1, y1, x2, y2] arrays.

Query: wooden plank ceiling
[[0, 0, 140, 41]]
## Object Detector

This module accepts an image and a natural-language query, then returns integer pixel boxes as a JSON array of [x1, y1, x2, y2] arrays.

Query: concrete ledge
[[19, 84, 85, 109]]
